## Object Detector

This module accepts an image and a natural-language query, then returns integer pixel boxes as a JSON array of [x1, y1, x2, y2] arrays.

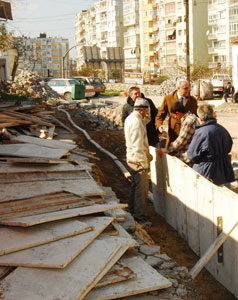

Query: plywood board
[[78, 237, 133, 300], [0, 219, 93, 255], [0, 193, 95, 220], [0, 216, 113, 268], [0, 162, 86, 173], [3, 157, 80, 165], [95, 262, 136, 288], [0, 179, 106, 202], [0, 169, 90, 183], [85, 256, 172, 300], [0, 143, 68, 159], [0, 202, 128, 227], [0, 239, 122, 300], [12, 135, 76, 150]]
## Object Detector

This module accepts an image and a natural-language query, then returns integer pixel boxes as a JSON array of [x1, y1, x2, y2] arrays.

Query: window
[[230, 22, 238, 35]]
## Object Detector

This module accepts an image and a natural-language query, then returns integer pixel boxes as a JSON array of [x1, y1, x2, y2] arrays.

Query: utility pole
[[185, 0, 190, 86]]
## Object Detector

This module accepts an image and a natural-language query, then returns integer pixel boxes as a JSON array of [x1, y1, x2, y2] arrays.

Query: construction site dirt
[[55, 105, 237, 300]]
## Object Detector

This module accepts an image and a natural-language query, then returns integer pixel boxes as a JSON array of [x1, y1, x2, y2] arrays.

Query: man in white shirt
[[124, 98, 153, 226]]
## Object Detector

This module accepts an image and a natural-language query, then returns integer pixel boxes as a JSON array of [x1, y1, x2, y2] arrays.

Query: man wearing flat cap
[[124, 98, 153, 226]]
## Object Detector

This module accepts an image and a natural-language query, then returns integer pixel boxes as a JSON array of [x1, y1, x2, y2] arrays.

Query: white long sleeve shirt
[[124, 110, 150, 169]]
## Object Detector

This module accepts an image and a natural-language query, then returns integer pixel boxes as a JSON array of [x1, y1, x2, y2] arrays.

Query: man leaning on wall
[[186, 104, 235, 186]]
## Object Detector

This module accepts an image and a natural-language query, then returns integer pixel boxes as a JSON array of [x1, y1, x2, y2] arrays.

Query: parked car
[[47, 78, 85, 100], [72, 77, 96, 98], [210, 74, 232, 95], [87, 77, 106, 96]]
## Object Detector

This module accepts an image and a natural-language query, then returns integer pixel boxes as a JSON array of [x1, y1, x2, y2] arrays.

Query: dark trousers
[[128, 167, 149, 220]]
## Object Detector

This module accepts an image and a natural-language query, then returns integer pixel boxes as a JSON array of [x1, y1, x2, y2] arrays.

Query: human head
[[171, 101, 186, 120], [227, 81, 232, 88], [197, 104, 214, 122], [129, 86, 141, 102], [176, 79, 189, 98], [134, 98, 149, 118]]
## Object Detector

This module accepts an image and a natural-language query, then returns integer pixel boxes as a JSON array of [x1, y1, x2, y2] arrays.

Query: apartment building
[[208, 0, 238, 70], [155, 0, 210, 76], [75, 8, 98, 69], [140, 0, 160, 78], [123, 0, 141, 72], [95, 0, 124, 59], [17, 33, 69, 77]]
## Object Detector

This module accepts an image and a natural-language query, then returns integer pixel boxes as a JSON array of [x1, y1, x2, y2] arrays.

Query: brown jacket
[[155, 90, 198, 147]]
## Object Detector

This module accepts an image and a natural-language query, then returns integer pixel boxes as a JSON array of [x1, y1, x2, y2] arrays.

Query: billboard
[[124, 72, 143, 85]]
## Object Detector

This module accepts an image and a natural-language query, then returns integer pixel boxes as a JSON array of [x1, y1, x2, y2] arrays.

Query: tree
[[73, 66, 99, 77], [0, 22, 14, 51], [109, 69, 121, 82]]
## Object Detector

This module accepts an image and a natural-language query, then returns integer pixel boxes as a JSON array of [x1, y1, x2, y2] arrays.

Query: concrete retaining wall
[[150, 147, 238, 298]]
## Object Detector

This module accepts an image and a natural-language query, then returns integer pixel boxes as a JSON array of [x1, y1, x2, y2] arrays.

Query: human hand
[[148, 153, 153, 162], [158, 149, 163, 157], [159, 125, 164, 133]]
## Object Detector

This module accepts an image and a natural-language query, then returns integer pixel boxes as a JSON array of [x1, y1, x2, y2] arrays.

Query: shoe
[[134, 217, 152, 227]]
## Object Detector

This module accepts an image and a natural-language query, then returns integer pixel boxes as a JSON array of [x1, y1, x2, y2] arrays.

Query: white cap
[[134, 98, 149, 109]]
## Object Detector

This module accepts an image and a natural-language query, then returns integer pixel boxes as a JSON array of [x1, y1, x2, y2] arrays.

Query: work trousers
[[128, 167, 149, 220]]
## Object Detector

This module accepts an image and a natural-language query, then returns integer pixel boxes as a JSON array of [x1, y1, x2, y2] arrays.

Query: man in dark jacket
[[122, 86, 159, 147], [187, 104, 235, 186], [223, 82, 235, 102], [155, 79, 197, 147]]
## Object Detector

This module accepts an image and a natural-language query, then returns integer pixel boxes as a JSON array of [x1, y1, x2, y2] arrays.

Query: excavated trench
[[54, 108, 236, 300]]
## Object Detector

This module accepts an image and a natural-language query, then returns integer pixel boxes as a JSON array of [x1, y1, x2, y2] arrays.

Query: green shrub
[[155, 76, 169, 85]]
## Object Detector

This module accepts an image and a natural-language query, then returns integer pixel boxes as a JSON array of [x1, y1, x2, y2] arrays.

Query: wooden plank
[[0, 179, 106, 203], [85, 256, 172, 300], [0, 216, 113, 268], [0, 162, 86, 173], [0, 202, 128, 227], [0, 194, 95, 219], [95, 262, 136, 288], [0, 219, 93, 256], [0, 144, 68, 159], [0, 238, 122, 300], [0, 169, 90, 184], [2, 157, 82, 165], [12, 135, 76, 150], [78, 237, 133, 300], [190, 221, 238, 280]]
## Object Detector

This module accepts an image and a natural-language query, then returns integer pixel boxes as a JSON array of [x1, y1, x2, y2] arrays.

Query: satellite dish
[[206, 30, 210, 36]]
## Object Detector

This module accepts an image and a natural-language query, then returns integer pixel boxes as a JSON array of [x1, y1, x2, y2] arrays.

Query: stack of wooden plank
[[0, 116, 171, 299]]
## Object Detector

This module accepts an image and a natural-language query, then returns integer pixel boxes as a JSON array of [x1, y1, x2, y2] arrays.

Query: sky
[[7, 0, 97, 58]]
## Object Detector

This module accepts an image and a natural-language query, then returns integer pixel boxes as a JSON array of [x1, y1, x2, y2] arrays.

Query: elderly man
[[187, 104, 235, 185], [122, 86, 159, 147], [124, 98, 153, 226], [158, 101, 199, 161], [155, 79, 197, 147]]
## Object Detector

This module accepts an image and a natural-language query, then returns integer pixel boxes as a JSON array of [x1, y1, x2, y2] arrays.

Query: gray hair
[[197, 104, 214, 121], [176, 78, 188, 89]]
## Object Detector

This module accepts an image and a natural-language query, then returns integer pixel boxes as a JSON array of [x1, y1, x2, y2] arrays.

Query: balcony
[[208, 47, 218, 54], [208, 62, 219, 68], [208, 33, 218, 40]]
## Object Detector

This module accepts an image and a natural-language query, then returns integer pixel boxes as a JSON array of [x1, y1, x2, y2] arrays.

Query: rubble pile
[[105, 79, 178, 97], [76, 104, 125, 130], [1, 72, 63, 105]]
